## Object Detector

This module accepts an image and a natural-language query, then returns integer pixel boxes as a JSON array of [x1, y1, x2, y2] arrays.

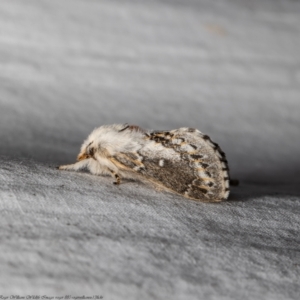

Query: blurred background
[[0, 0, 299, 186]]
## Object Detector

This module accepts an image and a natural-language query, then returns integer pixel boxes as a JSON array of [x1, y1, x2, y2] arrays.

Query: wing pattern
[[113, 127, 230, 202]]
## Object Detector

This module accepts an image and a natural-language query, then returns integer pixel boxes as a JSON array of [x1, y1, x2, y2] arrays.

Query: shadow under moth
[[59, 124, 236, 202]]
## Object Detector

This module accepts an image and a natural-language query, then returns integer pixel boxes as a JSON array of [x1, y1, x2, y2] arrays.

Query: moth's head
[[77, 141, 95, 161]]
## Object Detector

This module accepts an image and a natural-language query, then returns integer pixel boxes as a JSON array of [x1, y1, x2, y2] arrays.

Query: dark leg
[[113, 173, 121, 185], [108, 169, 121, 185]]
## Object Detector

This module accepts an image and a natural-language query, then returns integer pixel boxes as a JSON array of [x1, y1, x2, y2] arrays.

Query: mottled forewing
[[143, 128, 230, 202], [112, 128, 229, 202]]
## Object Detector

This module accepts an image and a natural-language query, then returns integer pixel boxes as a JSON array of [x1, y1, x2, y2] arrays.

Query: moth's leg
[[113, 173, 121, 185], [108, 169, 121, 185], [58, 159, 89, 171], [92, 152, 121, 184]]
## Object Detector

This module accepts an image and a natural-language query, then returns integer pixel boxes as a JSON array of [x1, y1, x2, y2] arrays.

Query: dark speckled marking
[[137, 166, 146, 172], [198, 187, 208, 194], [190, 154, 202, 160], [119, 124, 145, 133], [118, 124, 130, 132], [206, 171, 212, 177], [88, 147, 95, 156]]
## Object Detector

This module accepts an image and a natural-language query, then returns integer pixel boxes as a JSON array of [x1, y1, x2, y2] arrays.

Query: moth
[[58, 124, 233, 202]]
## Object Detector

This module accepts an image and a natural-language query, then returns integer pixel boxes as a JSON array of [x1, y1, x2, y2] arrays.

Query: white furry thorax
[[80, 124, 146, 156]]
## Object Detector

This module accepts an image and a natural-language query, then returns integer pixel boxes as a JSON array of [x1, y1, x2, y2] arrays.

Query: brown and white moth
[[58, 124, 232, 202]]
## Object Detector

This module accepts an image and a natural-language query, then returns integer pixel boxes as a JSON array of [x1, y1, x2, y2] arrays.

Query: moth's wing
[[111, 128, 229, 202], [142, 128, 230, 202], [110, 144, 196, 196], [110, 152, 145, 172]]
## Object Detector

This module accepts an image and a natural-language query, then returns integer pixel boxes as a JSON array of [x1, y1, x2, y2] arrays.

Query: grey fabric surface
[[0, 0, 299, 299]]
